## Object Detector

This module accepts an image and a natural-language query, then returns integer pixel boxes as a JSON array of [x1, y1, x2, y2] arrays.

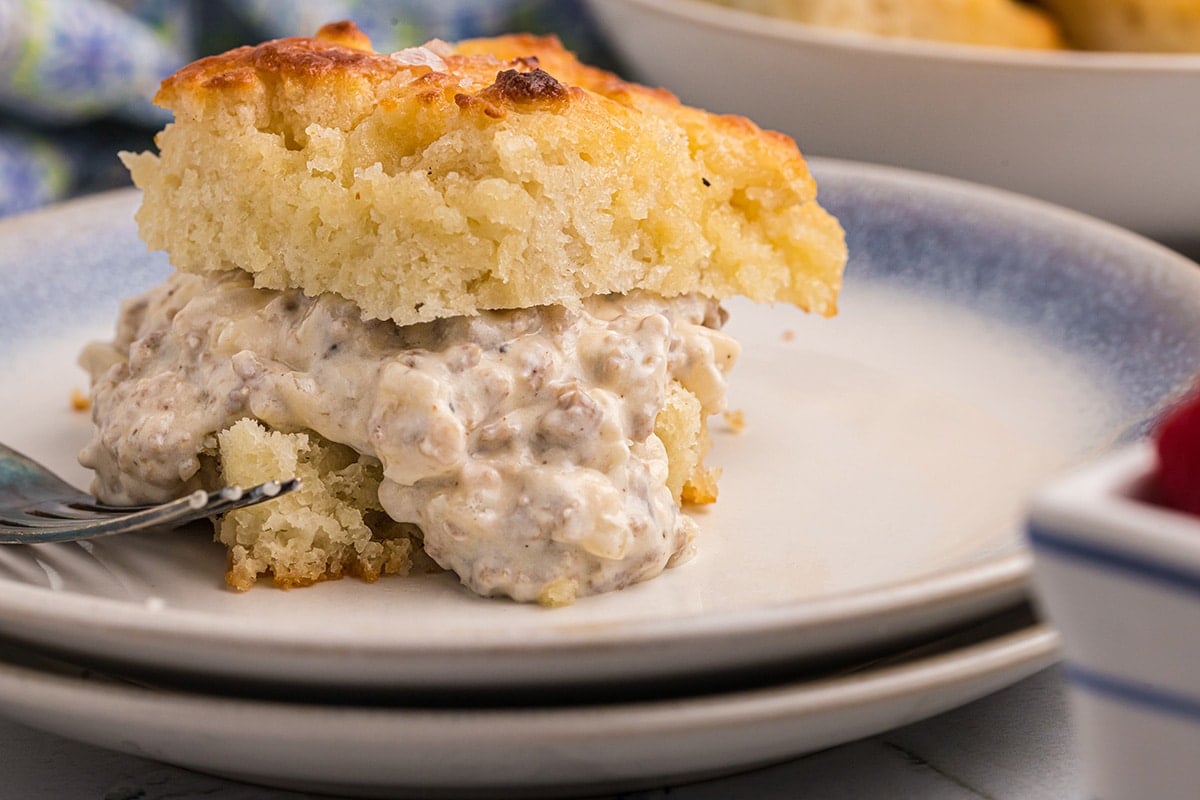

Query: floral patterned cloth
[[0, 0, 611, 216]]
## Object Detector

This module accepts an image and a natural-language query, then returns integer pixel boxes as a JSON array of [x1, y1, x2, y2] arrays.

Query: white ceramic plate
[[0, 620, 1058, 798], [588, 0, 1200, 251], [0, 160, 1195, 691]]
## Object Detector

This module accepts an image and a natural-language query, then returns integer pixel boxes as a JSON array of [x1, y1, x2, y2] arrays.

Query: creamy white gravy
[[79, 271, 738, 601]]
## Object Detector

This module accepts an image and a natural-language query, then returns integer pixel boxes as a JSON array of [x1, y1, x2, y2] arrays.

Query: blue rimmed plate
[[0, 158, 1195, 692]]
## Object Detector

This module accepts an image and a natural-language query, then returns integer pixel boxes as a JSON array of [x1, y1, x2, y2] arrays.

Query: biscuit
[[121, 23, 846, 326], [1038, 0, 1200, 51], [714, 0, 1064, 49], [216, 418, 426, 590]]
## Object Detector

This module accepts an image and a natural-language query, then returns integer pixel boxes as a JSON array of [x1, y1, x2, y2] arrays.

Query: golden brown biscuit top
[[163, 24, 574, 106], [155, 22, 803, 168]]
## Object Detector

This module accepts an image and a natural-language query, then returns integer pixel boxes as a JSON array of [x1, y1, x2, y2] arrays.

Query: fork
[[0, 442, 298, 544]]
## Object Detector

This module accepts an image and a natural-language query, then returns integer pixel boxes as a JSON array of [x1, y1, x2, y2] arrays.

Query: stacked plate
[[0, 160, 1197, 797]]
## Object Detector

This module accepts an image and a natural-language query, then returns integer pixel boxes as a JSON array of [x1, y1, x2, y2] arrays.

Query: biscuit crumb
[[681, 466, 720, 504], [70, 387, 91, 412], [781, 329, 796, 342], [217, 419, 420, 591], [538, 577, 578, 607], [723, 409, 746, 433]]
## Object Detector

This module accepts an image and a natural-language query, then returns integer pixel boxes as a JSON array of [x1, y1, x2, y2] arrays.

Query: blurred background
[[0, 0, 616, 217]]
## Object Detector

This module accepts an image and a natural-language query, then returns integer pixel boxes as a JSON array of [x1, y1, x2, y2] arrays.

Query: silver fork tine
[[0, 478, 300, 544], [48, 500, 158, 514], [170, 480, 299, 525], [0, 502, 151, 523], [0, 441, 300, 544], [8, 486, 248, 524], [0, 490, 207, 529]]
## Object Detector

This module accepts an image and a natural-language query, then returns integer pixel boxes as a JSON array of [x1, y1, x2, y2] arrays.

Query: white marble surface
[[0, 667, 1079, 800]]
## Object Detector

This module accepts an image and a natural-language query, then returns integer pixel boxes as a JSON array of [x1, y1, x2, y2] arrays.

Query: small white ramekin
[[1028, 442, 1200, 800]]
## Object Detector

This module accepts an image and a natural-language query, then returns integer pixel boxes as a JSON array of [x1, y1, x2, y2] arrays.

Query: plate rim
[[0, 622, 1060, 793], [0, 548, 1031, 654]]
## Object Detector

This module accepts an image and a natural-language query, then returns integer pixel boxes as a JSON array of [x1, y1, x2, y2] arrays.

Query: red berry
[[1156, 385, 1200, 516]]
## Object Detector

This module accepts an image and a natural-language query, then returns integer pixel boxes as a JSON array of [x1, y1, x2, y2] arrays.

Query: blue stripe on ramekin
[[1027, 525, 1200, 597], [1065, 663, 1200, 725]]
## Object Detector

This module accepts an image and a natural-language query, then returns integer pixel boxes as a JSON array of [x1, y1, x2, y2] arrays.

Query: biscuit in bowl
[[1038, 0, 1200, 52], [708, 0, 1064, 49]]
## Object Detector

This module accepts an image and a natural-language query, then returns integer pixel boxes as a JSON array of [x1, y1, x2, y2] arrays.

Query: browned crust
[[154, 21, 804, 167], [161, 28, 377, 96], [158, 26, 562, 109]]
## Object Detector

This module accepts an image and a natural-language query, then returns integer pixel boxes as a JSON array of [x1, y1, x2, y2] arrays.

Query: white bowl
[[1028, 442, 1200, 800], [587, 0, 1200, 252]]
